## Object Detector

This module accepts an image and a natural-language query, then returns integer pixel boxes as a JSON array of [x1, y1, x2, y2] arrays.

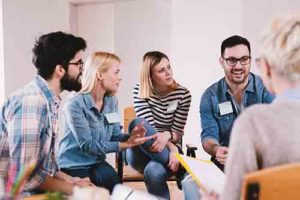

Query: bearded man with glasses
[[199, 35, 275, 171], [0, 31, 96, 196], [182, 35, 275, 200]]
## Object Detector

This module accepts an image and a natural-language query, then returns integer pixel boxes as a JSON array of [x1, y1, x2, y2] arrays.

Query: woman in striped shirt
[[126, 51, 192, 199]]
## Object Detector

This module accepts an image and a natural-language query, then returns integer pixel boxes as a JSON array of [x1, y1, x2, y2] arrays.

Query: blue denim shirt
[[58, 93, 128, 169], [200, 73, 275, 147]]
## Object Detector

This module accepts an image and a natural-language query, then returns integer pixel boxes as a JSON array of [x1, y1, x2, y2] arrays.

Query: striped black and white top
[[133, 83, 191, 134]]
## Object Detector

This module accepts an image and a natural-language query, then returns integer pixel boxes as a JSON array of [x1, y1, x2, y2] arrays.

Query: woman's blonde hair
[[260, 15, 300, 82], [80, 52, 121, 94], [139, 51, 176, 98]]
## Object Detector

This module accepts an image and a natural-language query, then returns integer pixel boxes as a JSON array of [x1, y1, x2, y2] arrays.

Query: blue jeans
[[181, 175, 202, 200], [126, 118, 172, 199], [61, 161, 120, 193]]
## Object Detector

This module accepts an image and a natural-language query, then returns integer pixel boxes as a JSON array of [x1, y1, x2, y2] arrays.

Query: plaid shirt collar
[[35, 75, 61, 110]]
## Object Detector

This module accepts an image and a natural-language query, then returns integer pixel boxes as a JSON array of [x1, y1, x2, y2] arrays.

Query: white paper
[[72, 186, 109, 200], [105, 112, 121, 123], [218, 101, 233, 116], [177, 154, 225, 194], [111, 184, 158, 200], [167, 100, 179, 112]]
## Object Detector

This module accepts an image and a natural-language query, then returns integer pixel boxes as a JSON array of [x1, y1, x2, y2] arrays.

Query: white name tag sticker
[[218, 101, 233, 116], [167, 101, 179, 112], [105, 112, 120, 123]]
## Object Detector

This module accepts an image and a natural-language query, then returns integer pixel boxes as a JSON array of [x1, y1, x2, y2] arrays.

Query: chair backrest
[[122, 106, 136, 134], [241, 163, 300, 200]]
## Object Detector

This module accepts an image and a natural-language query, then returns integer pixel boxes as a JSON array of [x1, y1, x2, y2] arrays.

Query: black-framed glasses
[[69, 59, 84, 69], [224, 56, 251, 66]]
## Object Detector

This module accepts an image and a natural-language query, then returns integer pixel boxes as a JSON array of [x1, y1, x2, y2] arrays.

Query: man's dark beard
[[230, 69, 248, 84], [60, 73, 82, 92]]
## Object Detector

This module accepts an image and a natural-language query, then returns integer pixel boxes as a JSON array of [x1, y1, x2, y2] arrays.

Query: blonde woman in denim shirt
[[58, 52, 152, 193]]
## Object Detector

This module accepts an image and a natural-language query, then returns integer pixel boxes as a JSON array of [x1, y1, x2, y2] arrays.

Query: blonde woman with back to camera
[[203, 15, 300, 200]]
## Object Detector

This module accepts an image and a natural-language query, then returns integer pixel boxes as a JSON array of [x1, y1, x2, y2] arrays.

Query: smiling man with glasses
[[182, 35, 275, 200], [200, 35, 275, 171], [0, 31, 94, 196]]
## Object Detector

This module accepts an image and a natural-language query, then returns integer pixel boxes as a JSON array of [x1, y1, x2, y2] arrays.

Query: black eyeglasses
[[69, 59, 84, 69], [224, 56, 251, 66]]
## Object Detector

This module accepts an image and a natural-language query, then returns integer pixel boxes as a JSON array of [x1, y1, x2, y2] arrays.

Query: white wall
[[70, 4, 79, 35], [2, 0, 70, 97], [0, 0, 4, 105], [243, 1, 300, 61], [170, 0, 244, 157], [77, 2, 114, 57], [114, 0, 171, 110]]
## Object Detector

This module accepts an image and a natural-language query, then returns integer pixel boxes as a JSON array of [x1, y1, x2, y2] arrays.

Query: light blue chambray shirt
[[58, 93, 128, 169]]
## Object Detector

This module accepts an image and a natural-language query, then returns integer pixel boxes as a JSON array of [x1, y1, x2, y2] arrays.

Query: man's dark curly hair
[[221, 35, 251, 57], [32, 31, 87, 80]]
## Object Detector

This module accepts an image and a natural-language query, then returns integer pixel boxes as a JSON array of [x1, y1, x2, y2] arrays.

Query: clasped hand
[[150, 132, 170, 152], [215, 146, 228, 165]]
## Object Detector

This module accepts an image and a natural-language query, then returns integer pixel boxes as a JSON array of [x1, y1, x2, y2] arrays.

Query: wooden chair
[[241, 163, 300, 200], [116, 106, 197, 182]]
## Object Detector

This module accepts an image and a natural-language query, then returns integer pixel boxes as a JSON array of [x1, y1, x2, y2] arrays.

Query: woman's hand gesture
[[120, 122, 153, 149]]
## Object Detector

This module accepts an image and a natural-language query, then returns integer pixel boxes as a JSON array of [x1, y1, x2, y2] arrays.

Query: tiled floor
[[124, 181, 184, 200]]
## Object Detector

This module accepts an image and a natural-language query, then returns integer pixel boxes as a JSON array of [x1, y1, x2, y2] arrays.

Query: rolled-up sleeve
[[7, 97, 50, 191], [200, 91, 220, 144], [262, 87, 275, 103], [110, 122, 129, 142]]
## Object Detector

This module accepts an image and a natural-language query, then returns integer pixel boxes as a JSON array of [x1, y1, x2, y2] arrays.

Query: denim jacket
[[200, 73, 274, 147], [58, 93, 128, 169]]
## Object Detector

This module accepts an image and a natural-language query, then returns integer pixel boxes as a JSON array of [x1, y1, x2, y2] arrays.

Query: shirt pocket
[[103, 122, 115, 141], [88, 120, 101, 140], [40, 126, 52, 153], [214, 113, 235, 137]]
